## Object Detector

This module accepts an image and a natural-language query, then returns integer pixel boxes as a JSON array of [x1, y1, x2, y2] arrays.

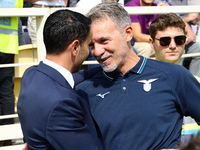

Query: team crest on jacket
[[137, 78, 158, 92]]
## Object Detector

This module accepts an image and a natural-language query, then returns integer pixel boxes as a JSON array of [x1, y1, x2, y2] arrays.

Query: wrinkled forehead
[[91, 17, 117, 31], [91, 20, 118, 38]]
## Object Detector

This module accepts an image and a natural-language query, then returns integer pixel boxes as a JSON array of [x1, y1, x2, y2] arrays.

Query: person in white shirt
[[25, 0, 66, 44]]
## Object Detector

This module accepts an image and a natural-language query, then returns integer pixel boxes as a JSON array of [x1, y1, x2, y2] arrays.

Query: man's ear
[[149, 37, 154, 50], [70, 40, 80, 56], [124, 26, 133, 42]]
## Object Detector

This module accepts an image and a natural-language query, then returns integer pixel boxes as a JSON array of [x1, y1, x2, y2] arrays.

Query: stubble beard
[[72, 48, 86, 73], [101, 45, 128, 73], [101, 62, 118, 72]]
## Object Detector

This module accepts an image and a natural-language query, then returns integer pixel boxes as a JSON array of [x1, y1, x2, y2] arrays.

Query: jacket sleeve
[[73, 66, 102, 86]]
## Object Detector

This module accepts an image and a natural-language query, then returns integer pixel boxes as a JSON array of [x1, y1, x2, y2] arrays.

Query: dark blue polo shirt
[[76, 56, 200, 150]]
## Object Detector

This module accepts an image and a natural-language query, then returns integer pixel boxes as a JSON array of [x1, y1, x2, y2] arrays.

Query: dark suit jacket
[[17, 62, 104, 150]]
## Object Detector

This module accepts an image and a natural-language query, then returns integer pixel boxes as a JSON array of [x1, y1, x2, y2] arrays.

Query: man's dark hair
[[149, 13, 186, 39], [43, 9, 91, 55]]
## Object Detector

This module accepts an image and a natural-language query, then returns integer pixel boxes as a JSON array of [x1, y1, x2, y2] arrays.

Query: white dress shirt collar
[[43, 59, 74, 88]]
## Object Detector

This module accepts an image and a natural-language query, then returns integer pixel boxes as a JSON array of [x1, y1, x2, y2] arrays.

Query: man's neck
[[155, 57, 180, 65], [118, 50, 140, 76], [46, 54, 72, 72]]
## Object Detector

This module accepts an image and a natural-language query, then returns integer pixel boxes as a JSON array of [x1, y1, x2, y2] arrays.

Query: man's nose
[[169, 39, 176, 50], [93, 44, 105, 57]]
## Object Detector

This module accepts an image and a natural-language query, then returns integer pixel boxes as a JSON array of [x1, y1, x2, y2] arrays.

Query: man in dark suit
[[17, 9, 104, 150]]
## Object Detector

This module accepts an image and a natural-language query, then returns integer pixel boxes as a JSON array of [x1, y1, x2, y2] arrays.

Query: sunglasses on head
[[154, 35, 186, 46]]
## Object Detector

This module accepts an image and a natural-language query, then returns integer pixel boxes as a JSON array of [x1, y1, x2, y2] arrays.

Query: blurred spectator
[[169, 0, 200, 77], [76, 0, 124, 8], [75, 0, 102, 8], [124, 0, 131, 5], [0, 0, 23, 146], [25, 0, 66, 44], [188, 0, 200, 5], [154, 0, 170, 5], [124, 0, 166, 58], [67, 0, 79, 7], [187, 0, 200, 44], [18, 19, 26, 46], [179, 132, 200, 150], [20, 2, 32, 44]]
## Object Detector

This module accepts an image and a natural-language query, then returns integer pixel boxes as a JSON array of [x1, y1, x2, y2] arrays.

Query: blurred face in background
[[140, 0, 155, 6]]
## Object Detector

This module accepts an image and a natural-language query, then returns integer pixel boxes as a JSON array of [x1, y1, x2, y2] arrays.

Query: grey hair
[[87, 2, 131, 32]]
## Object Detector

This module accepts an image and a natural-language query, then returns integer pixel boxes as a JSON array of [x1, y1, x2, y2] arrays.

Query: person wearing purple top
[[125, 0, 159, 34], [125, 0, 166, 58]]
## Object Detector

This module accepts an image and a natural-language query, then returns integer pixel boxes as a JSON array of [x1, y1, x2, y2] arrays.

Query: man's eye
[[101, 39, 108, 44]]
